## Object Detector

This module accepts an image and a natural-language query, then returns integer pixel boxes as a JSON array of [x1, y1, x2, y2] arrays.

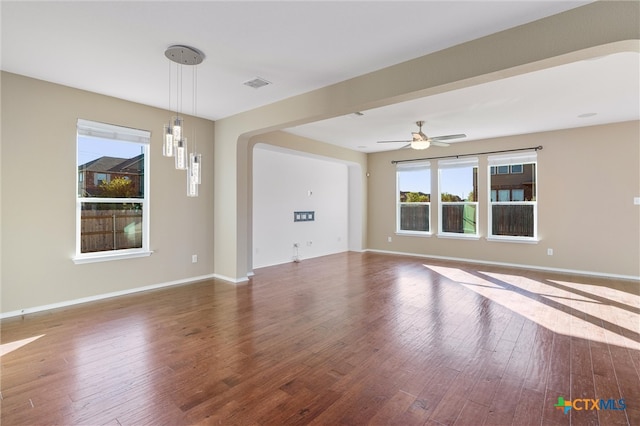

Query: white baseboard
[[365, 249, 640, 282], [4, 252, 635, 319], [0, 274, 217, 319], [253, 249, 351, 270]]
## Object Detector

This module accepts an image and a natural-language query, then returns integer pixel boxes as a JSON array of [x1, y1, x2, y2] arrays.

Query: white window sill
[[437, 233, 480, 241], [73, 250, 153, 264], [486, 236, 539, 244], [395, 231, 432, 238]]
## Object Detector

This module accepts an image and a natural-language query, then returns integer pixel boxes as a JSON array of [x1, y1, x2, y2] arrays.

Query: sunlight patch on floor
[[0, 334, 45, 357], [424, 265, 640, 350]]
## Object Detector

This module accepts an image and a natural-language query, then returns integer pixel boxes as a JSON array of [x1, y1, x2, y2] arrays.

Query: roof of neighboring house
[[79, 154, 143, 174]]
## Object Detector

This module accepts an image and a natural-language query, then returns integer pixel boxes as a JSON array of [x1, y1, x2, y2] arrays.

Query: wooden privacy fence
[[441, 204, 476, 234], [400, 204, 429, 232], [491, 204, 534, 237], [400, 203, 533, 236], [80, 209, 143, 253]]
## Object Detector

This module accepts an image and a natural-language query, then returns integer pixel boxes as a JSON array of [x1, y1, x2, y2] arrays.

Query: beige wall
[[368, 121, 640, 278], [1, 72, 215, 314]]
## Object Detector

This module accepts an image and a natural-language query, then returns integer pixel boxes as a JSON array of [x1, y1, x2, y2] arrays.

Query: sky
[[399, 167, 474, 200], [77, 136, 144, 166]]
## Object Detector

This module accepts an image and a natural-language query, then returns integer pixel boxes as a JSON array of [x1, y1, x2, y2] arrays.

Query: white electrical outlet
[[547, 248, 553, 256], [634, 197, 640, 205], [192, 254, 198, 263], [388, 236, 392, 243]]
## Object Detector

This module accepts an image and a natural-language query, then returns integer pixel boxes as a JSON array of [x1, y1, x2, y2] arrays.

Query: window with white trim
[[438, 157, 478, 236], [488, 152, 537, 239], [396, 162, 431, 234], [75, 119, 150, 261]]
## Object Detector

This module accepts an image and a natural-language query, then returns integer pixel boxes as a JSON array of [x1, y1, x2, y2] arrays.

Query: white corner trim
[[0, 273, 216, 319], [212, 273, 250, 284], [365, 249, 640, 281]]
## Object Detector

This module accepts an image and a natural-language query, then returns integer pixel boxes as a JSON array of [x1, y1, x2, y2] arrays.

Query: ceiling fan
[[377, 121, 466, 150]]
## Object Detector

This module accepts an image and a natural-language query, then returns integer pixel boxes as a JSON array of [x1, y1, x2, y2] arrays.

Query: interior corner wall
[[1, 72, 216, 315], [367, 121, 640, 279], [253, 145, 349, 268], [246, 130, 368, 274]]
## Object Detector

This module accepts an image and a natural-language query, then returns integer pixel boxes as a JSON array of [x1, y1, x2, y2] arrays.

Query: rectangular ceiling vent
[[243, 77, 272, 89]]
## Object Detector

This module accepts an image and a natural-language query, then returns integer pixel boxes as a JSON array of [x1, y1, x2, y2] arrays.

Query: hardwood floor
[[1, 252, 638, 425]]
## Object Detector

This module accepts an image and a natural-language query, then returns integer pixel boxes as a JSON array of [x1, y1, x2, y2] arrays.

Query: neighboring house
[[469, 163, 535, 202], [490, 163, 536, 202], [78, 154, 144, 197]]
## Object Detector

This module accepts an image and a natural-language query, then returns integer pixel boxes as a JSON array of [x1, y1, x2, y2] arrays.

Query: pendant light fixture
[[163, 45, 204, 196]]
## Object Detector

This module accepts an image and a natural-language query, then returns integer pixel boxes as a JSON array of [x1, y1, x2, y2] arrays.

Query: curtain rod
[[391, 145, 543, 164]]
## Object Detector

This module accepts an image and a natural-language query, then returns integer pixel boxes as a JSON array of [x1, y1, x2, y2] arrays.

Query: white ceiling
[[2, 1, 637, 153]]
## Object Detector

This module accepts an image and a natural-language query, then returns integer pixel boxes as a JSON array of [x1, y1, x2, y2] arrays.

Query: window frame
[[487, 152, 538, 243], [73, 119, 152, 264], [437, 157, 479, 239], [396, 161, 431, 236]]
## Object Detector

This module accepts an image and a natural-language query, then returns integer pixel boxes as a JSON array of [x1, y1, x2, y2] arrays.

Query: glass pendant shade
[[172, 116, 183, 142], [189, 153, 202, 184], [187, 172, 199, 197], [187, 153, 201, 197], [175, 138, 187, 170], [163, 124, 174, 157]]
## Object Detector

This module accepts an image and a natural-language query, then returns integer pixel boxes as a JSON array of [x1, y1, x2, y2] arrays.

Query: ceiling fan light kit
[[411, 139, 430, 150], [378, 121, 466, 150]]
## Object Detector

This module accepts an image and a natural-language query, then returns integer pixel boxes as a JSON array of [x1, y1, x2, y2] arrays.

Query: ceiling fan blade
[[429, 140, 450, 147], [429, 133, 467, 141], [377, 140, 411, 144]]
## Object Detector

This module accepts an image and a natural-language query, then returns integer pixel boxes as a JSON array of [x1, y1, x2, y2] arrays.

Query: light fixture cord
[[192, 63, 197, 152], [168, 57, 172, 114], [177, 60, 182, 119]]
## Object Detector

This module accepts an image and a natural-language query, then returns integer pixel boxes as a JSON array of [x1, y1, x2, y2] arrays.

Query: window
[[498, 189, 510, 201], [496, 165, 509, 174], [94, 173, 109, 186], [75, 119, 151, 262], [396, 162, 431, 234], [510, 164, 523, 174], [438, 157, 478, 236], [488, 152, 537, 240], [512, 189, 525, 201]]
